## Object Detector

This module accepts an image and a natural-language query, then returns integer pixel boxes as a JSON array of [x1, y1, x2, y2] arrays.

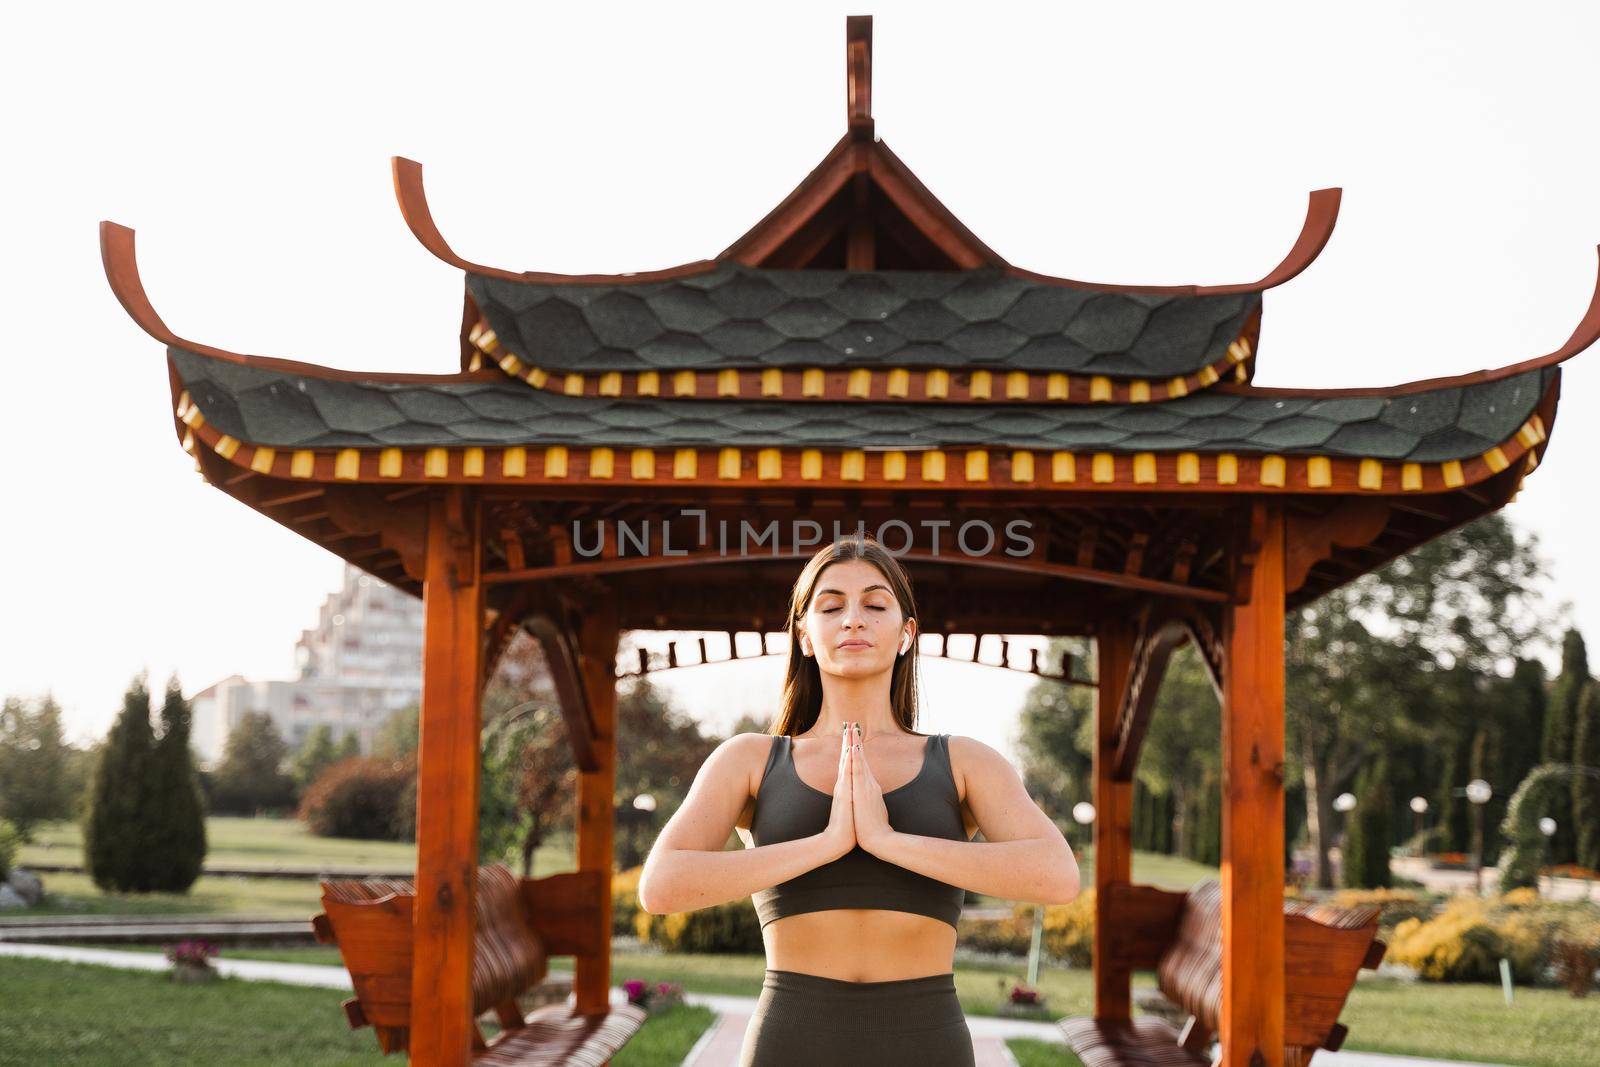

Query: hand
[[819, 721, 859, 862], [850, 723, 893, 854]]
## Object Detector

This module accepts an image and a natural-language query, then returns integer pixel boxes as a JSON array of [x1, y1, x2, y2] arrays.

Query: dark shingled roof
[[466, 265, 1259, 378], [171, 347, 1552, 463]]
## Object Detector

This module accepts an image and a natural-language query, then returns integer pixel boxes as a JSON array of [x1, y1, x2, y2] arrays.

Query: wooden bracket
[[1285, 500, 1391, 595], [523, 590, 601, 772], [1112, 602, 1196, 779], [322, 486, 428, 583]]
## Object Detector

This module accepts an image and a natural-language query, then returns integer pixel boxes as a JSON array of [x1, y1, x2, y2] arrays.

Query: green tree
[[0, 694, 75, 836], [84, 674, 158, 891], [209, 711, 295, 814], [1289, 514, 1552, 886], [1343, 753, 1393, 888], [373, 703, 419, 760], [1498, 658, 1548, 812], [612, 677, 717, 871], [1572, 682, 1600, 870], [1015, 638, 1095, 829], [336, 731, 361, 760], [1543, 629, 1588, 864], [143, 676, 207, 891], [291, 725, 341, 793], [1134, 645, 1221, 865]]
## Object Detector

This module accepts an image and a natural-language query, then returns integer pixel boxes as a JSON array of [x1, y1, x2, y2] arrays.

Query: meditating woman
[[637, 532, 1081, 1066]]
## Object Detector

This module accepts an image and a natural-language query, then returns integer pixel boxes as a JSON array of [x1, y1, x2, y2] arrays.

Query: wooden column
[[1221, 501, 1286, 1067], [1092, 619, 1136, 1020], [411, 488, 483, 1066], [573, 591, 621, 1015]]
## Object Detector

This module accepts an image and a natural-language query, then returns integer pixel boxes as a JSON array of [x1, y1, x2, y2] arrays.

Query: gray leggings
[[738, 969, 976, 1066]]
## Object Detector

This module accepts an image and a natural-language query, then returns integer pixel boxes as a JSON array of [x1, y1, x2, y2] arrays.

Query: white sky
[[4, 2, 1597, 752]]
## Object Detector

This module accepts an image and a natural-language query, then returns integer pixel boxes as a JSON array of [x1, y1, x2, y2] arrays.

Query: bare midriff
[[733, 741, 974, 984], [762, 908, 958, 982]]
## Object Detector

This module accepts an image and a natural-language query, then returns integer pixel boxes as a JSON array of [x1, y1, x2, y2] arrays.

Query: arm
[[637, 734, 841, 915], [861, 737, 1080, 905]]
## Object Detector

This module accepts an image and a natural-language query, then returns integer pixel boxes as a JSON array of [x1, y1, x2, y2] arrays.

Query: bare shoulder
[[720, 733, 777, 833], [945, 735, 1016, 803], [712, 732, 777, 793]]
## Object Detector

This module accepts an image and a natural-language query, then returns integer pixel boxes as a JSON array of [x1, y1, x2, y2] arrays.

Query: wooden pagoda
[[102, 16, 1595, 1067]]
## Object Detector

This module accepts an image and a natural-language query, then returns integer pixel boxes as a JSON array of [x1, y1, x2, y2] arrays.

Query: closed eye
[[822, 606, 887, 613]]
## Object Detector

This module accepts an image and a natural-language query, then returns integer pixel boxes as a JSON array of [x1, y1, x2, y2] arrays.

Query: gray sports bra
[[748, 732, 968, 929]]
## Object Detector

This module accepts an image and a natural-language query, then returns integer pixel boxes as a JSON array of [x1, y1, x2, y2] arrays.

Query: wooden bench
[[1060, 879, 1385, 1067], [311, 862, 646, 1064]]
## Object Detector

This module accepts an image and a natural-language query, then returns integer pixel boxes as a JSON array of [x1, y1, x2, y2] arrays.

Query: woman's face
[[797, 559, 915, 678]]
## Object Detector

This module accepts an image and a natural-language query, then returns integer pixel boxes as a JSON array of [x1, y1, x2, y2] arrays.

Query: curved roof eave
[[1213, 245, 1600, 399], [99, 220, 499, 385], [393, 151, 1341, 297]]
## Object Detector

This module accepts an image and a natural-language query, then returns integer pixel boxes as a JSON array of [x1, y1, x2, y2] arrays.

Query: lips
[[837, 640, 871, 650]]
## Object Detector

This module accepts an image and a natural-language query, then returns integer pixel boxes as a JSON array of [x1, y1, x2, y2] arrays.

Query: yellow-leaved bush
[[956, 888, 1096, 966], [1387, 889, 1600, 984], [616, 866, 763, 953]]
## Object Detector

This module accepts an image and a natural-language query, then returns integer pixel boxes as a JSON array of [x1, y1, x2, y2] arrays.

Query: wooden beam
[[522, 602, 601, 773], [1112, 609, 1191, 779], [572, 589, 620, 1016], [1092, 619, 1136, 1021], [411, 487, 483, 1067], [1221, 500, 1287, 1067], [482, 544, 1229, 602]]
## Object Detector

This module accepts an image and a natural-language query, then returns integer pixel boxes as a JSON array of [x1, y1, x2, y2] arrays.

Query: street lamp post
[[1333, 792, 1356, 885], [1409, 796, 1429, 857], [1027, 801, 1096, 987], [1465, 779, 1492, 896], [1538, 817, 1557, 896]]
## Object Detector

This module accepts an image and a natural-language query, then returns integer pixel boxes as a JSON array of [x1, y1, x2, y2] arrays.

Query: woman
[[638, 534, 1081, 1066]]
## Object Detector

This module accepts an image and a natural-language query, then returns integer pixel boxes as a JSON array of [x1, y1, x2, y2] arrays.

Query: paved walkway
[[1390, 857, 1600, 902], [0, 942, 1510, 1067], [0, 940, 353, 988]]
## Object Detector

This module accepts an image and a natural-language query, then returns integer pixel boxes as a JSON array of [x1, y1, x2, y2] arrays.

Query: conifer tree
[[84, 674, 157, 891], [1343, 753, 1393, 888], [1544, 629, 1589, 863], [1572, 682, 1600, 871], [144, 675, 207, 891]]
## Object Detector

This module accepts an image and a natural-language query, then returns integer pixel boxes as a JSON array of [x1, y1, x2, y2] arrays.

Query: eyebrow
[[817, 584, 892, 597]]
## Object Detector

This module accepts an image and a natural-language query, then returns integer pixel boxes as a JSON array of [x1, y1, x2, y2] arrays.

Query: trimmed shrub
[[142, 677, 207, 893], [1388, 889, 1600, 984], [0, 817, 20, 882], [85, 676, 157, 891], [298, 756, 414, 840], [634, 896, 763, 954], [1041, 889, 1096, 966], [955, 889, 1096, 966], [1326, 887, 1438, 930], [612, 865, 643, 937]]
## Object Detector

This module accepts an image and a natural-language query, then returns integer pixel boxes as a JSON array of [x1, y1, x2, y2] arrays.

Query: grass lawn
[[1338, 976, 1600, 1067], [0, 956, 709, 1067], [8, 818, 582, 918], [17, 816, 418, 873], [1010, 1040, 1084, 1067], [551, 946, 1159, 1018], [545, 949, 1600, 1067], [11, 870, 323, 917], [17, 943, 1594, 1066]]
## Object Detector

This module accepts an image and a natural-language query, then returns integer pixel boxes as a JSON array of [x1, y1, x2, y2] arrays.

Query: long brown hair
[[770, 533, 924, 737]]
